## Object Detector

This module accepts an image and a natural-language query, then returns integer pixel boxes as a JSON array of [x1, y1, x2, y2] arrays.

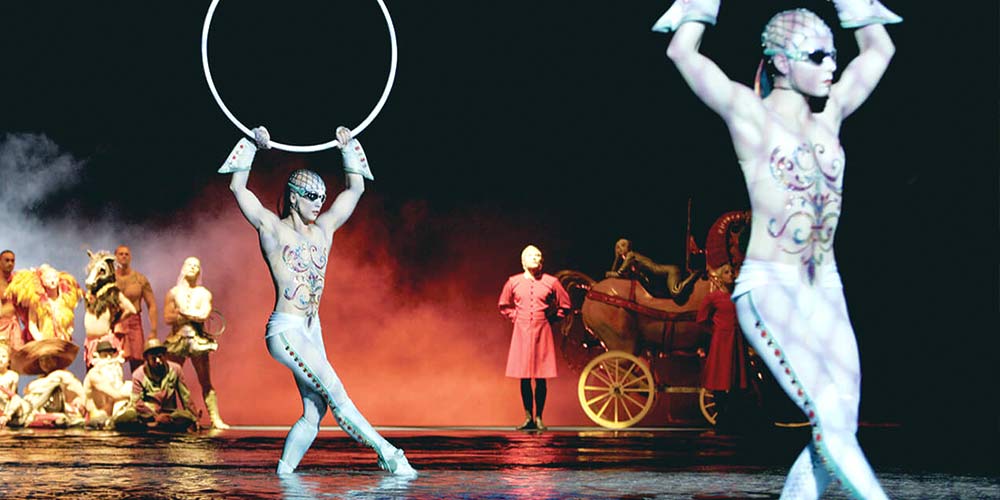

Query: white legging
[[265, 312, 396, 472], [733, 261, 887, 500]]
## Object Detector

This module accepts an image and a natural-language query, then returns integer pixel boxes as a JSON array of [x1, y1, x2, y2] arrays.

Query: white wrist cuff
[[832, 0, 902, 28], [341, 138, 374, 181], [218, 138, 257, 174]]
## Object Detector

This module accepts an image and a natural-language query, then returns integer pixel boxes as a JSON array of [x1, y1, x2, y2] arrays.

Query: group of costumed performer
[[0, 248, 226, 431], [497, 245, 571, 431], [653, 0, 900, 498], [220, 125, 416, 476]]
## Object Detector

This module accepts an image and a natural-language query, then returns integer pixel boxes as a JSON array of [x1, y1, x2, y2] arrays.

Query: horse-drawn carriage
[[556, 211, 803, 429]]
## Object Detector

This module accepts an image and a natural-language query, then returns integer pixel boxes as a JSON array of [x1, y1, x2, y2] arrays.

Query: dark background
[[1, 1, 996, 460]]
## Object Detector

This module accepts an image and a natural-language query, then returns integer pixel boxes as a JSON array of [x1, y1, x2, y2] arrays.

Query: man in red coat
[[697, 263, 748, 431], [498, 245, 571, 431]]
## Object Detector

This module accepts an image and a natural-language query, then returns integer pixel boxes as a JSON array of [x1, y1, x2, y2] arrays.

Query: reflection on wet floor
[[0, 428, 995, 499]]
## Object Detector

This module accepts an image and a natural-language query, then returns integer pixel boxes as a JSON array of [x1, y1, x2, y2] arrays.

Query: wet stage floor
[[0, 426, 995, 499]]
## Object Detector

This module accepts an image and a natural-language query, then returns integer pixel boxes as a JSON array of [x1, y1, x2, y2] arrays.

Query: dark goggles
[[288, 183, 327, 203], [789, 48, 837, 65]]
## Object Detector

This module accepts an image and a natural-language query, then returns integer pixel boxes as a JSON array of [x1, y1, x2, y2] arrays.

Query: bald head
[[521, 245, 543, 273], [115, 246, 132, 268]]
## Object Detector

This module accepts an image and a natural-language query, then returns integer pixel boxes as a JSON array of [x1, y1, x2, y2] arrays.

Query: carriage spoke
[[703, 402, 716, 409], [583, 385, 611, 392], [623, 393, 646, 410], [586, 392, 613, 406], [589, 369, 614, 388], [621, 373, 648, 389], [605, 359, 620, 385], [621, 396, 636, 420], [595, 396, 613, 418], [620, 363, 637, 385], [613, 396, 620, 422]]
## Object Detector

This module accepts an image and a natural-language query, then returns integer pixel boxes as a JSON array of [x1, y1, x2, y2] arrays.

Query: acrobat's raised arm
[[827, 0, 901, 120], [317, 126, 373, 234], [654, 1, 768, 155], [221, 127, 280, 231]]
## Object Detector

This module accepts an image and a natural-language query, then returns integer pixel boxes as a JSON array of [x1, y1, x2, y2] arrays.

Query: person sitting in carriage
[[606, 238, 701, 299]]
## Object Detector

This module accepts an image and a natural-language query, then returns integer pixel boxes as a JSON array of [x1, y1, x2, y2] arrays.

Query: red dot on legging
[[815, 433, 821, 441], [760, 331, 767, 337], [774, 349, 781, 356]]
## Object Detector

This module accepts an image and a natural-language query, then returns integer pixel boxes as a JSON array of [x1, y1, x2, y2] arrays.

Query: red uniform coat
[[498, 273, 571, 379], [697, 290, 748, 391]]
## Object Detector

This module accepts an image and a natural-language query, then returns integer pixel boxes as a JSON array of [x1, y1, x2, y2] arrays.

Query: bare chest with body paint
[[741, 122, 846, 282], [280, 241, 329, 319]]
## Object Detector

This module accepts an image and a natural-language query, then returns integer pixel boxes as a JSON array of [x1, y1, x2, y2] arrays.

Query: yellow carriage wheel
[[578, 351, 655, 429], [699, 388, 717, 425]]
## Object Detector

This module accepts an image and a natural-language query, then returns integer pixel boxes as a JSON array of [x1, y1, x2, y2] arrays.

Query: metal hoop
[[201, 1, 398, 152]]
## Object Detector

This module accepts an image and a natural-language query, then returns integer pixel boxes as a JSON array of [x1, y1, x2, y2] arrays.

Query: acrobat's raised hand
[[218, 126, 270, 174], [828, 0, 902, 28], [337, 126, 374, 181], [651, 0, 720, 33]]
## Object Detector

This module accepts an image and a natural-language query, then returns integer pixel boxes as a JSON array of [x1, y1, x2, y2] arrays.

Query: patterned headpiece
[[287, 169, 326, 197], [761, 9, 833, 58], [755, 9, 834, 97]]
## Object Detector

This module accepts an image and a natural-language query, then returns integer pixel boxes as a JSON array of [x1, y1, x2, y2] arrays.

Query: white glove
[[830, 0, 901, 28], [651, 0, 720, 33], [252, 126, 271, 150]]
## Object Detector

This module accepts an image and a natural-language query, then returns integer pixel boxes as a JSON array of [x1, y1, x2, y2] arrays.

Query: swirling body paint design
[[282, 243, 328, 318], [766, 143, 843, 283]]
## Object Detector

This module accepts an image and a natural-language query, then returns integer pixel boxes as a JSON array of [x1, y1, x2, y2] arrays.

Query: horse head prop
[[85, 250, 121, 317]]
